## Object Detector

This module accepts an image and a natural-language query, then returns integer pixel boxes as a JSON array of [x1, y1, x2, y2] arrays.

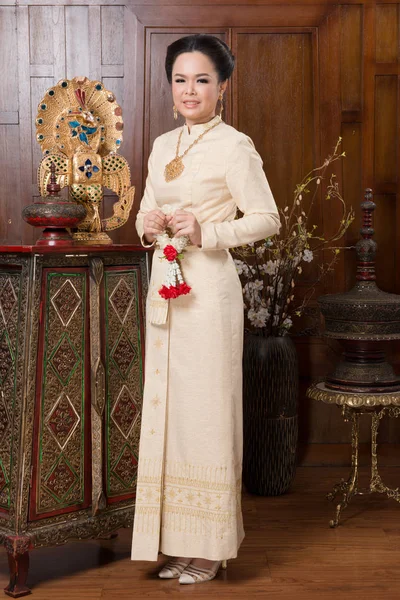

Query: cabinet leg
[[4, 537, 31, 598]]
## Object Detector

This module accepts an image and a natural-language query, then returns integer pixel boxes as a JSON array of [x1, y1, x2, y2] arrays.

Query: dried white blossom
[[248, 307, 269, 328], [260, 260, 278, 276], [234, 259, 248, 276], [283, 317, 293, 329], [303, 249, 313, 263]]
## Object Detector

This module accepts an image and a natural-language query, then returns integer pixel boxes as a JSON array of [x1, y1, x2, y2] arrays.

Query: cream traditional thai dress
[[131, 115, 280, 562]]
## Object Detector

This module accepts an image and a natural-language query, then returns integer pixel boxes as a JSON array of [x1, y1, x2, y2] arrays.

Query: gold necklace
[[164, 116, 222, 182]]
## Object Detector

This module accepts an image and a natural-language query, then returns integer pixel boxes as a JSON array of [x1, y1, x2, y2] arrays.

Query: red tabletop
[[0, 244, 148, 255]]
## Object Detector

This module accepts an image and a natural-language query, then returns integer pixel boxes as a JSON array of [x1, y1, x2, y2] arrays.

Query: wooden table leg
[[4, 536, 31, 598]]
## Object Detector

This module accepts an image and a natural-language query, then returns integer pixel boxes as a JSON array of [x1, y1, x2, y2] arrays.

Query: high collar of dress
[[183, 115, 222, 137]]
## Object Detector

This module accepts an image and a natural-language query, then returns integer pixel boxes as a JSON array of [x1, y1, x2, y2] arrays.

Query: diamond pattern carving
[[111, 331, 137, 378], [45, 456, 78, 502], [45, 393, 80, 450], [0, 279, 17, 326], [113, 445, 138, 488], [50, 334, 80, 385], [51, 279, 82, 327], [111, 385, 139, 439], [109, 279, 134, 324], [0, 333, 13, 385]]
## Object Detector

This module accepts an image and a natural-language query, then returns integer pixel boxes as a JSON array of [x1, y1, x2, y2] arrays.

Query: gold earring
[[173, 105, 178, 120], [218, 92, 224, 118]]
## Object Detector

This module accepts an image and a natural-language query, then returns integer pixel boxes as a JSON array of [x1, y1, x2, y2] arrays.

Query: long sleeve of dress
[[135, 140, 159, 248], [200, 135, 281, 250]]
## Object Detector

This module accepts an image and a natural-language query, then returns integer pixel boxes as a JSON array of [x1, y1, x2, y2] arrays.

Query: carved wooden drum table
[[0, 243, 148, 597]]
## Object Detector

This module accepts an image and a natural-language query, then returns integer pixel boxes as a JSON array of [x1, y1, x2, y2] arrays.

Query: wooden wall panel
[[0, 8, 18, 118], [376, 4, 399, 63], [122, 8, 142, 239], [373, 194, 397, 292], [0, 127, 21, 243], [235, 29, 319, 291], [65, 6, 91, 79], [235, 31, 316, 209], [318, 6, 344, 294], [16, 6, 34, 245], [374, 75, 398, 185], [133, 4, 330, 27], [0, 7, 23, 244], [52, 7, 67, 82], [341, 122, 362, 289], [29, 6, 54, 66], [0, 7, 19, 244], [340, 5, 363, 112], [101, 6, 125, 65]]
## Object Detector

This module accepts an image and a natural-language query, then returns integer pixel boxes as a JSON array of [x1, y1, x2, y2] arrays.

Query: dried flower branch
[[231, 139, 355, 336]]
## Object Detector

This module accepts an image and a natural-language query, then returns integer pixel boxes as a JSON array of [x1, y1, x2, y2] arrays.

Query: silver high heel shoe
[[158, 557, 192, 579], [179, 559, 227, 584]]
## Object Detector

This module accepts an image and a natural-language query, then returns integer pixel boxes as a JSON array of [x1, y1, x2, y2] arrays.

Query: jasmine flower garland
[[155, 204, 192, 300]]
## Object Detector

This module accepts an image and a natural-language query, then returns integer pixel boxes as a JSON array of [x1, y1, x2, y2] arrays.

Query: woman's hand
[[170, 209, 202, 247], [143, 210, 169, 244]]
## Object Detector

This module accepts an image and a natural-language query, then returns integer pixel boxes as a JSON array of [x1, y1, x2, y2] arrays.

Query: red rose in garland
[[163, 245, 178, 262]]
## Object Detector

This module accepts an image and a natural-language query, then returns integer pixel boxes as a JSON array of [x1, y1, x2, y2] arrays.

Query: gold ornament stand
[[307, 382, 400, 528], [35, 77, 135, 243]]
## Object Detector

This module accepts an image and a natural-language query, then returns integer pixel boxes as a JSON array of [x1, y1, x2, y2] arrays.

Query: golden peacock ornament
[[36, 76, 135, 243]]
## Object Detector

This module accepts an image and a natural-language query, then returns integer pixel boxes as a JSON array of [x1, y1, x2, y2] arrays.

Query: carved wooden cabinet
[[0, 244, 148, 597]]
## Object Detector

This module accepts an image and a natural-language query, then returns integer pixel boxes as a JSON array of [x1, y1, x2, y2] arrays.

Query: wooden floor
[[3, 466, 400, 599]]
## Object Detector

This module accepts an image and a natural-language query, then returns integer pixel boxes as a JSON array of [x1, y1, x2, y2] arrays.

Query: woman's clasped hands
[[143, 209, 202, 247]]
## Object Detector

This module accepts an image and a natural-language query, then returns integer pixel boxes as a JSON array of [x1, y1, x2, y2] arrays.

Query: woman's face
[[171, 51, 227, 128]]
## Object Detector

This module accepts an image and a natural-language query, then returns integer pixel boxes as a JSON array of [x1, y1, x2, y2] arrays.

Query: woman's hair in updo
[[165, 34, 235, 84]]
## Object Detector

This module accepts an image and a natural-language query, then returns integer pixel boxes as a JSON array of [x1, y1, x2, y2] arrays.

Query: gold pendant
[[164, 157, 184, 182]]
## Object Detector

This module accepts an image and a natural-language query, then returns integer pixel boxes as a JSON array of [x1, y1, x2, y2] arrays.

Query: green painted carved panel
[[104, 267, 143, 500], [34, 271, 87, 516]]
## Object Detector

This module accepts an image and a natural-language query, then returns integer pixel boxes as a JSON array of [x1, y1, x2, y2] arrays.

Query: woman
[[131, 34, 280, 585]]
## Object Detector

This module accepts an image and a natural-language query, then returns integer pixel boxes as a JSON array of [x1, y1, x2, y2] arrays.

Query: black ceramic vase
[[243, 332, 299, 495]]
